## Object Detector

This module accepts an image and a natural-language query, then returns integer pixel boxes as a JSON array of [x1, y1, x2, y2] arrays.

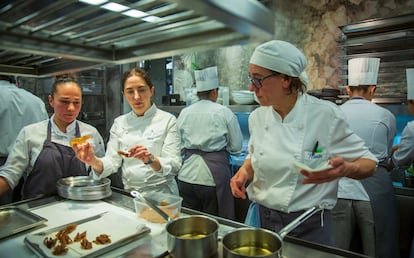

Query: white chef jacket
[[338, 98, 396, 200], [176, 99, 243, 185], [0, 80, 48, 156], [95, 104, 182, 194], [246, 93, 377, 212], [0, 115, 105, 189], [392, 120, 414, 169]]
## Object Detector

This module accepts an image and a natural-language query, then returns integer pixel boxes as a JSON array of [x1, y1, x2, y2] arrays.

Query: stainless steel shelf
[[340, 13, 414, 99], [0, 0, 274, 77]]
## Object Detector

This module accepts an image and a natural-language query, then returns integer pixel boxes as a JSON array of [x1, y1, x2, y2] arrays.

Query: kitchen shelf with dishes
[[339, 13, 414, 104]]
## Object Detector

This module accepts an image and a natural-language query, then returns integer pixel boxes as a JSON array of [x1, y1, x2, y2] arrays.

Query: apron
[[183, 149, 235, 219], [361, 165, 400, 258], [21, 120, 88, 199]]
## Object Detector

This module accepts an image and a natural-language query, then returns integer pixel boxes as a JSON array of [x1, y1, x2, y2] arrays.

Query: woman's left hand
[[301, 156, 376, 183], [300, 157, 348, 184]]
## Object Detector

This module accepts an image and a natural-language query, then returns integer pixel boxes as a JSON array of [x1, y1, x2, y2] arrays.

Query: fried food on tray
[[63, 224, 77, 234], [43, 223, 112, 255], [43, 237, 57, 249], [74, 230, 87, 242], [69, 135, 92, 147], [52, 244, 68, 255], [93, 234, 111, 245], [55, 224, 77, 245], [80, 238, 93, 250]]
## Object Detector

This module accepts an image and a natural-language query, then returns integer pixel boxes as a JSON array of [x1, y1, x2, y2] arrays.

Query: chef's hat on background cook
[[250, 40, 307, 77], [348, 57, 380, 86], [195, 66, 219, 92], [407, 68, 414, 100]]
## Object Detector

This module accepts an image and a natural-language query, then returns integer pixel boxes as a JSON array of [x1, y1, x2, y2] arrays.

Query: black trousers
[[177, 180, 219, 216]]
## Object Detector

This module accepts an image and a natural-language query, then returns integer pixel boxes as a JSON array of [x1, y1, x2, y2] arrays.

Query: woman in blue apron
[[0, 75, 105, 200]]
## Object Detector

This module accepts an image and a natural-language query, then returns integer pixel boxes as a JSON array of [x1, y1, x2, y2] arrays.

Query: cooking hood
[[0, 0, 274, 78]]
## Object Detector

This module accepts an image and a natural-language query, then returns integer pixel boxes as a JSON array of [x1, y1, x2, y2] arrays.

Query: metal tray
[[24, 212, 150, 258], [0, 206, 47, 240]]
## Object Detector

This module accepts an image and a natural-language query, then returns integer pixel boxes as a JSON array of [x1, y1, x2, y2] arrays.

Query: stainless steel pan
[[130, 191, 219, 258], [222, 206, 322, 258]]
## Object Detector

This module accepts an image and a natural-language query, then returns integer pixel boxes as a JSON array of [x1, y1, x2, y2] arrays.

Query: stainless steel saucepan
[[130, 191, 219, 258], [222, 206, 322, 258]]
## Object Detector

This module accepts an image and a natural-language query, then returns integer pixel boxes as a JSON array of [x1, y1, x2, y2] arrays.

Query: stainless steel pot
[[56, 176, 111, 200], [130, 191, 219, 257], [222, 206, 321, 258], [166, 215, 219, 258]]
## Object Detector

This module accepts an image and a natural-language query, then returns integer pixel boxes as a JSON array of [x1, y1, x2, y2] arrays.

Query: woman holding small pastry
[[73, 68, 181, 195], [0, 75, 105, 200]]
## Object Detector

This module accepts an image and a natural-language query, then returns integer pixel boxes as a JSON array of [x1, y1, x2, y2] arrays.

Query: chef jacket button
[[259, 151, 263, 156], [298, 124, 304, 130]]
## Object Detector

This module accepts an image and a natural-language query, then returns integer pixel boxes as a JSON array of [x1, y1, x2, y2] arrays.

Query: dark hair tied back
[[122, 68, 153, 92], [51, 73, 79, 96], [54, 74, 77, 83]]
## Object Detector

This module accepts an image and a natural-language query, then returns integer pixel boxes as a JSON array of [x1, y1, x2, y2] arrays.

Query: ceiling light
[[123, 9, 148, 18], [79, 0, 108, 5], [142, 16, 163, 23], [101, 2, 129, 12]]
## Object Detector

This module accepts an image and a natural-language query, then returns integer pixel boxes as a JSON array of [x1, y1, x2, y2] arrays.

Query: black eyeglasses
[[248, 72, 279, 89]]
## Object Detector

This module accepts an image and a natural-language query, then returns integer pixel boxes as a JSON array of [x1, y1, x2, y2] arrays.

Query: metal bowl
[[56, 176, 112, 200]]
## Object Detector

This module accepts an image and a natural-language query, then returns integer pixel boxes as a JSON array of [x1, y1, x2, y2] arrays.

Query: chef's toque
[[195, 66, 219, 92], [249, 40, 307, 77], [407, 68, 414, 100], [348, 58, 380, 86]]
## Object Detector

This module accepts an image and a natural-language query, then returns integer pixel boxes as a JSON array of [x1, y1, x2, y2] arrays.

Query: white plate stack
[[232, 90, 255, 105]]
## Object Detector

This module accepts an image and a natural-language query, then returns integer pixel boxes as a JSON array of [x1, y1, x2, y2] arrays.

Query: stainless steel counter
[[0, 188, 369, 258]]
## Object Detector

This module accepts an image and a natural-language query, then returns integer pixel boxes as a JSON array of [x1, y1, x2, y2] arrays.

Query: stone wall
[[173, 0, 414, 102]]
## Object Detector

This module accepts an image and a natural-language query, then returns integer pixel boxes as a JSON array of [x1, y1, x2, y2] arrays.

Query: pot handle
[[278, 206, 322, 239]]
